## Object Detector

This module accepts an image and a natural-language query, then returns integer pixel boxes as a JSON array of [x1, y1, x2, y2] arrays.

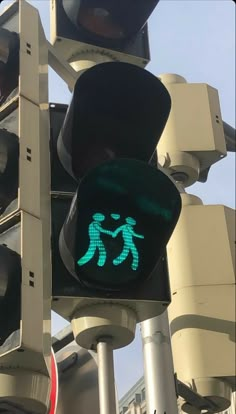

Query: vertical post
[[141, 311, 178, 414], [97, 338, 117, 414]]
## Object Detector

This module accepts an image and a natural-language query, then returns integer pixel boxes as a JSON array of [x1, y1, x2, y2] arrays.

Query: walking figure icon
[[77, 213, 144, 270], [77, 213, 113, 267], [112, 217, 144, 270]]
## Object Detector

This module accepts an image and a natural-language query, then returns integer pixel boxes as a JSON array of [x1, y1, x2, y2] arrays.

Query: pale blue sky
[[1, 0, 235, 399]]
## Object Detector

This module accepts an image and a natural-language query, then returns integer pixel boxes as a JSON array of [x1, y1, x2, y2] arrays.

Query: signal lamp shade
[[59, 159, 181, 292], [0, 28, 19, 105], [62, 0, 160, 48], [57, 61, 171, 181], [0, 245, 21, 346], [0, 129, 19, 215]]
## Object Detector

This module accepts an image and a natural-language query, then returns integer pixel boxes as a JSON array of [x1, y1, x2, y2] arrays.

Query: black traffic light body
[[0, 26, 19, 216], [50, 103, 77, 194], [51, 0, 161, 68], [57, 62, 171, 180], [60, 159, 180, 292], [60, 0, 159, 49], [51, 62, 181, 322], [0, 27, 19, 105], [0, 245, 21, 349]]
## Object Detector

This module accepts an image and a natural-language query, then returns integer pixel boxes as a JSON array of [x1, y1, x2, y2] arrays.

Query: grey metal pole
[[97, 339, 117, 414], [141, 311, 179, 414], [223, 121, 236, 152]]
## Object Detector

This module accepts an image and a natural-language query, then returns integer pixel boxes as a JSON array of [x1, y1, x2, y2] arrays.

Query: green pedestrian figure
[[77, 213, 113, 267], [112, 217, 144, 270]]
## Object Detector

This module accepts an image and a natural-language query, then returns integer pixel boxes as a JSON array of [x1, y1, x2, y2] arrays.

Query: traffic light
[[0, 18, 20, 353], [0, 27, 19, 105], [60, 159, 180, 291], [50, 0, 160, 68], [51, 61, 182, 329], [0, 24, 20, 349], [0, 245, 21, 347], [0, 2, 51, 412]]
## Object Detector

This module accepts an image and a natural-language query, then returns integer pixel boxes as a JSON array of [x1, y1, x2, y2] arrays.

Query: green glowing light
[[77, 213, 144, 270], [112, 217, 144, 271], [77, 213, 113, 267], [111, 213, 120, 220]]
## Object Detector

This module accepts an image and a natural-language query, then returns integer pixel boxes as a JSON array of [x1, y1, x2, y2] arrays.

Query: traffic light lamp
[[57, 62, 171, 180], [0, 27, 19, 105], [52, 61, 182, 331], [60, 159, 181, 292], [0, 27, 19, 217], [0, 245, 21, 346], [0, 26, 20, 351], [0, 128, 19, 216], [51, 0, 161, 68], [61, 0, 160, 47]]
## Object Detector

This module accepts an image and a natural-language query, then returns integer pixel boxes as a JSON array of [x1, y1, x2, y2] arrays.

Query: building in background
[[119, 377, 236, 414]]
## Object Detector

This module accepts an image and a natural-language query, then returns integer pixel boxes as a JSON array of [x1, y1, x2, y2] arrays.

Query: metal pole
[[97, 338, 117, 414], [141, 310, 179, 414], [223, 121, 236, 152]]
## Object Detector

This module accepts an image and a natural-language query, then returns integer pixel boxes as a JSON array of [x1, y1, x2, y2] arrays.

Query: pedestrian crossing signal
[[77, 213, 144, 271], [51, 62, 180, 321], [59, 159, 181, 292]]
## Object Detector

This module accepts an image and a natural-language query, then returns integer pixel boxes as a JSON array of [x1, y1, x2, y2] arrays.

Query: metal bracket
[[47, 40, 80, 91], [57, 352, 78, 374], [176, 378, 221, 413]]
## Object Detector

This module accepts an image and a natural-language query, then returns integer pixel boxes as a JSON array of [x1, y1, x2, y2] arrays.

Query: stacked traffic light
[[0, 27, 19, 105], [51, 0, 160, 68], [60, 0, 160, 48], [0, 3, 52, 411], [51, 62, 181, 322], [0, 27, 21, 350], [0, 27, 19, 216]]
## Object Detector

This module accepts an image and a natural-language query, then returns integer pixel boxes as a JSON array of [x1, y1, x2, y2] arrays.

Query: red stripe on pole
[[49, 349, 58, 414]]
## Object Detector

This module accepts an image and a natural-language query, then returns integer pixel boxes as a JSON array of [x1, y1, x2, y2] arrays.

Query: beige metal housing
[[167, 193, 236, 411], [157, 74, 227, 187], [71, 304, 137, 350]]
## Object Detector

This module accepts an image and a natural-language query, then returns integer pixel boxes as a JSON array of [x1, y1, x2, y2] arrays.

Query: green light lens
[[77, 213, 144, 271], [72, 159, 181, 292]]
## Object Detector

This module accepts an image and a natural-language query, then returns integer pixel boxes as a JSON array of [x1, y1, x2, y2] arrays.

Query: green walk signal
[[77, 212, 115, 268], [77, 213, 144, 270], [59, 159, 181, 292]]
